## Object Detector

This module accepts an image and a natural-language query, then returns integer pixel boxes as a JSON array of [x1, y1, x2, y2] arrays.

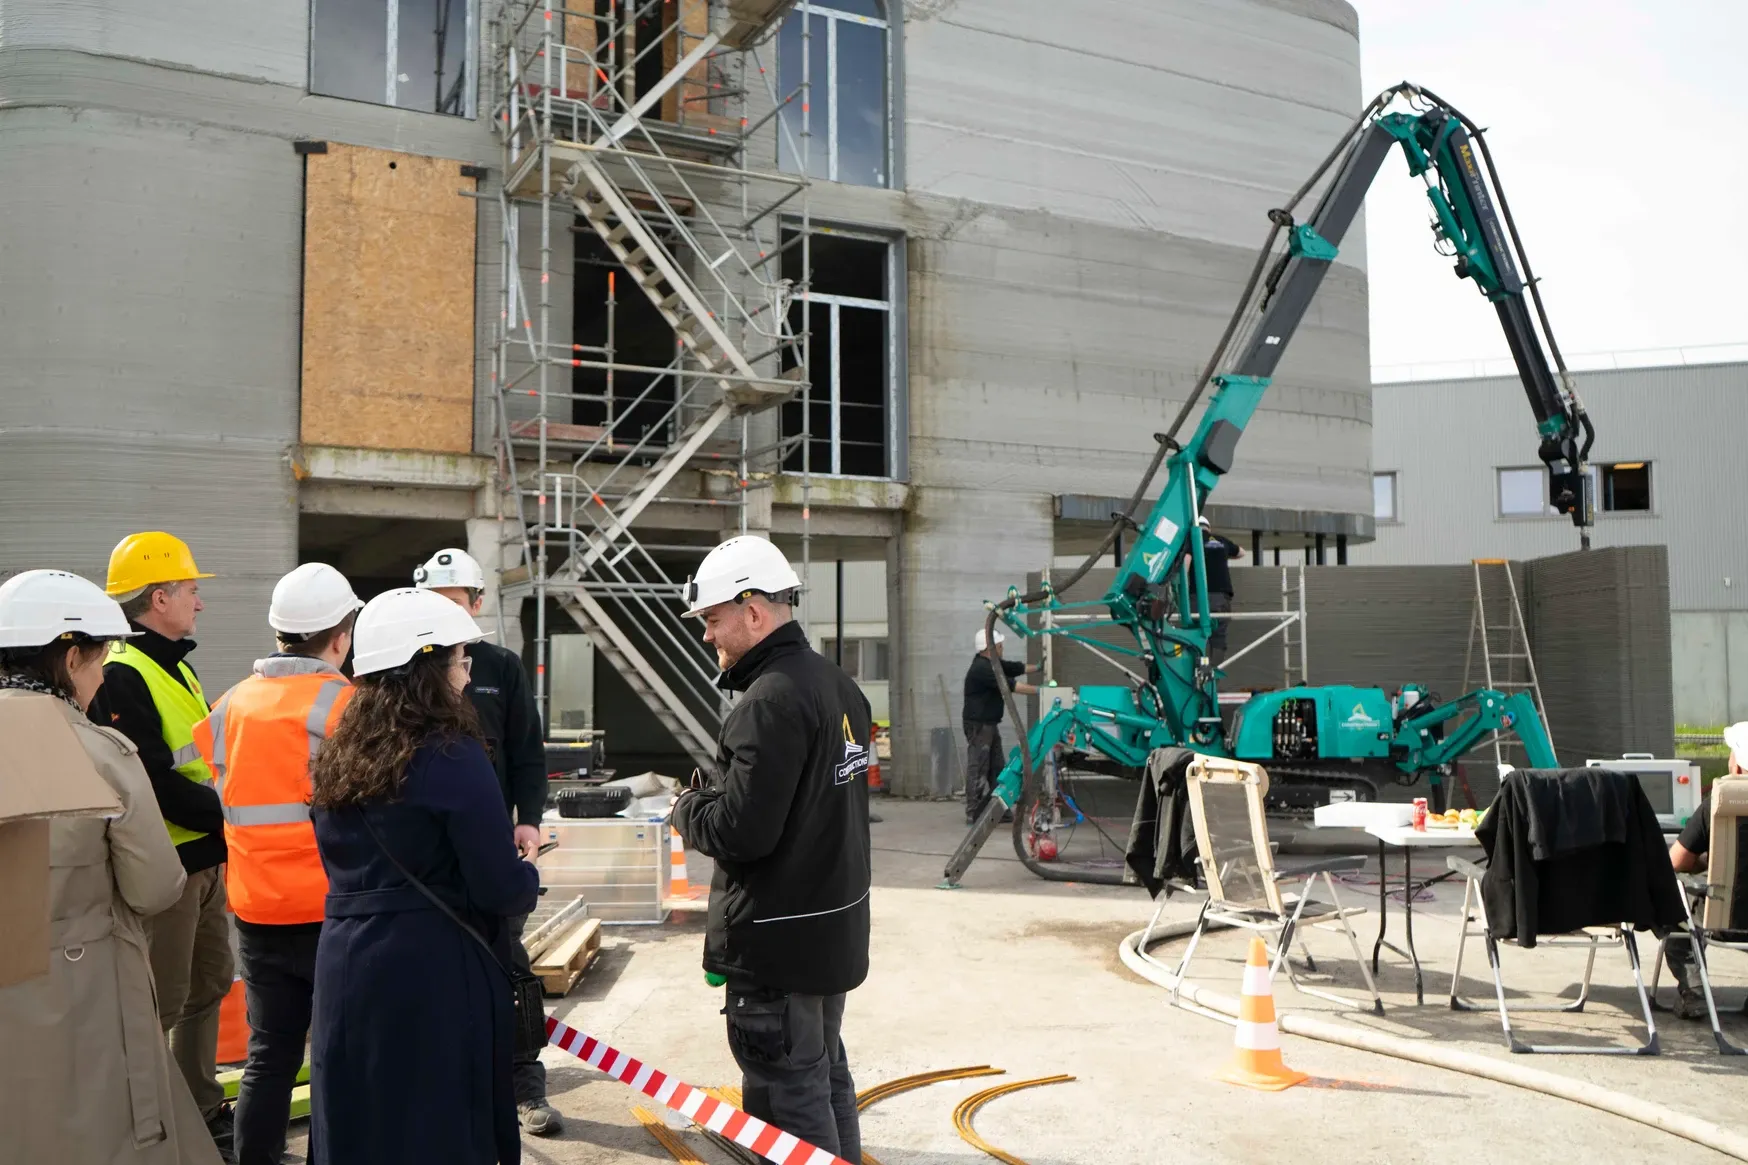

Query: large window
[[1373, 472, 1398, 522], [311, 0, 474, 118], [820, 637, 890, 681], [777, 1, 891, 187], [1499, 463, 1647, 518], [781, 230, 898, 478]]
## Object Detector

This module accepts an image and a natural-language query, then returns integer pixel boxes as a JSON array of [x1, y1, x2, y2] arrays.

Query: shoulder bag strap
[[358, 808, 512, 981]]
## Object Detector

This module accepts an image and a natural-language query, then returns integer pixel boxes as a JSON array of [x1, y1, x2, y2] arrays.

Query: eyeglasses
[[452, 655, 473, 676]]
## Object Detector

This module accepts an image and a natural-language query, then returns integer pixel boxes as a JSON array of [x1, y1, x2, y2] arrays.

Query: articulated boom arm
[[1395, 689, 1558, 771], [998, 85, 1592, 728], [945, 86, 1589, 888]]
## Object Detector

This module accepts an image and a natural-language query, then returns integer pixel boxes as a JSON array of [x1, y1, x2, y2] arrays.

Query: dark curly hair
[[310, 646, 481, 808]]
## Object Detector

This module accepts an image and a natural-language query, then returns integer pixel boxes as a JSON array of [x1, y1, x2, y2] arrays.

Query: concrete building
[[0, 0, 1374, 790], [1355, 360, 1748, 726]]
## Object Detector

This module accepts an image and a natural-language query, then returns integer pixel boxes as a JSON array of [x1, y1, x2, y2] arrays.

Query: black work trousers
[[508, 913, 548, 1103], [234, 922, 320, 1165], [724, 985, 860, 1161], [964, 720, 1003, 822], [1207, 591, 1233, 665]]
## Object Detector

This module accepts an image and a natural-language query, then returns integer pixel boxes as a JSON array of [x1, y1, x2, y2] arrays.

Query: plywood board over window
[[300, 144, 477, 453]]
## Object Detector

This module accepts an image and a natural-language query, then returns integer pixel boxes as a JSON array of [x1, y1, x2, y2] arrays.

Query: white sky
[[1351, 0, 1748, 375]]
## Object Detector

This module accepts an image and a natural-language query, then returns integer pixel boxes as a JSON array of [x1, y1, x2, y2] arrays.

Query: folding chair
[[1141, 754, 1382, 1016], [1444, 769, 1665, 1055], [1650, 775, 1748, 1055]]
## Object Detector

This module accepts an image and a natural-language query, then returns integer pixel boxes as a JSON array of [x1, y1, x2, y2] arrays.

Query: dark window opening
[[311, 0, 471, 117], [1601, 462, 1651, 512], [837, 305, 887, 477], [785, 231, 886, 300], [573, 233, 677, 446]]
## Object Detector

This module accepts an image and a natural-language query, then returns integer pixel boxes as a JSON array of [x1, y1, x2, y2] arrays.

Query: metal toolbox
[[537, 813, 669, 924]]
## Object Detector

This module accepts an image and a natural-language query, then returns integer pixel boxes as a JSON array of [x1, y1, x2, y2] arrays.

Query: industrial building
[[0, 0, 1374, 787], [1354, 359, 1748, 726]]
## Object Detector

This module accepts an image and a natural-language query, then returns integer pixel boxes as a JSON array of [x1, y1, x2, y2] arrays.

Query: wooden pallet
[[531, 916, 602, 997]]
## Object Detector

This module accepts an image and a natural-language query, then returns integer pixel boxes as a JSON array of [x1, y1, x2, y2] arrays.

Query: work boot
[[1671, 957, 1709, 1021], [1675, 989, 1710, 1021], [205, 1103, 236, 1163], [519, 1099, 564, 1136]]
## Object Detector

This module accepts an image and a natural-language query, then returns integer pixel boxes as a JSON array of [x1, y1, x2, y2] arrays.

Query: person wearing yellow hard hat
[[89, 531, 236, 1159]]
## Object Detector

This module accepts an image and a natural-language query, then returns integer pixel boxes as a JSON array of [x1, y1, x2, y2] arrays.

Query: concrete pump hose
[[1118, 922, 1748, 1162]]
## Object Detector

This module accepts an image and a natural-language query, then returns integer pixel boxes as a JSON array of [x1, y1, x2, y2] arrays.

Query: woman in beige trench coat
[[0, 569, 220, 1164]]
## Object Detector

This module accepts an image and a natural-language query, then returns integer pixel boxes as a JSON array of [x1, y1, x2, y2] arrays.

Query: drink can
[[1412, 798, 1428, 831]]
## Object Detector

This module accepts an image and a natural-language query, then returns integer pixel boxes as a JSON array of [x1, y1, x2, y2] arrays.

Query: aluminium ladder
[[1462, 558, 1554, 775]]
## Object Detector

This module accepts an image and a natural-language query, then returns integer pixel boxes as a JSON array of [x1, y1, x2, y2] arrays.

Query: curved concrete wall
[[886, 0, 1370, 793]]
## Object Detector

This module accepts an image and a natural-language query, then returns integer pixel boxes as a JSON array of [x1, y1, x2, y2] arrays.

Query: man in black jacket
[[672, 535, 872, 1161], [962, 627, 1040, 824], [415, 547, 558, 1135]]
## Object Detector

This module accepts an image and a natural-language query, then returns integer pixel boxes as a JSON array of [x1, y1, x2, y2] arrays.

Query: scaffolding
[[488, 0, 813, 769]]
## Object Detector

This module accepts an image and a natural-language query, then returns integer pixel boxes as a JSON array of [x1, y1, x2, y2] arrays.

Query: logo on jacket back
[[835, 714, 868, 786]]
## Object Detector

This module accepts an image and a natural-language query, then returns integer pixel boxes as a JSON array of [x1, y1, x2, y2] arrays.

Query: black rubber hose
[[1411, 85, 1592, 439]]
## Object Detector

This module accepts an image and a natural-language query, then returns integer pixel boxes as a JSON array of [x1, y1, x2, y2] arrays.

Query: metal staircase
[[490, 0, 811, 771], [1462, 558, 1554, 769]]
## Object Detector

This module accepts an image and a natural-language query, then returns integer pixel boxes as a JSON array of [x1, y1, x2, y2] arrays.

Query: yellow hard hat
[[105, 531, 215, 596]]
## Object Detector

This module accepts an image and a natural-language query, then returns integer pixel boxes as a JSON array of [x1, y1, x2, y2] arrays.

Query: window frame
[[1496, 466, 1551, 519], [785, 225, 903, 481], [309, 0, 478, 120], [1598, 461, 1654, 514], [820, 636, 890, 682], [1372, 470, 1399, 524], [777, 2, 893, 187]]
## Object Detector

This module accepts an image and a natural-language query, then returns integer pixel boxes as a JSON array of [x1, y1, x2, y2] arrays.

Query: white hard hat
[[269, 563, 364, 636], [1196, 515, 1211, 529], [974, 626, 1007, 652], [1726, 722, 1748, 769], [0, 569, 137, 649], [413, 548, 486, 591], [682, 536, 802, 618], [351, 587, 483, 677]]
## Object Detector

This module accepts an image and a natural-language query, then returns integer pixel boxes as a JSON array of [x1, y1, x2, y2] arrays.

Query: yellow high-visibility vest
[[107, 642, 214, 847]]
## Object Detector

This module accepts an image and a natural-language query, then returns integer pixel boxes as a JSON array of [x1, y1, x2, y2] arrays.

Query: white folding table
[[1365, 822, 1480, 1005]]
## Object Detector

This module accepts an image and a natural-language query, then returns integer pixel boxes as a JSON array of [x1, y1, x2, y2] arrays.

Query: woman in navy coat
[[308, 589, 541, 1165]]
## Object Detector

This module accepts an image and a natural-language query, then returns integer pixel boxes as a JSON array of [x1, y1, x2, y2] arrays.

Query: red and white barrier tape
[[545, 1017, 854, 1165]]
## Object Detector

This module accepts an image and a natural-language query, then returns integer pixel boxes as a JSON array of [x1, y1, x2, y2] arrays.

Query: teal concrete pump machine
[[944, 84, 1596, 888]]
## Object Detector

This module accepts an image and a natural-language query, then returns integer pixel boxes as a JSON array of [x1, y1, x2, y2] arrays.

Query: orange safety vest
[[193, 668, 353, 925]]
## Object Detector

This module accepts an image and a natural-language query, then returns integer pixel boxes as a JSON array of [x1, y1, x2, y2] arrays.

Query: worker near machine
[[308, 588, 540, 1165], [1195, 516, 1243, 666], [962, 627, 1041, 825], [90, 531, 236, 1156], [413, 547, 559, 1135], [191, 564, 362, 1165], [1664, 720, 1748, 1019], [671, 536, 871, 1162], [0, 569, 221, 1164]]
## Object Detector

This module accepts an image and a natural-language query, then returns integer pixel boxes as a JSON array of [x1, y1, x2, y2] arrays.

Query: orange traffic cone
[[1216, 937, 1307, 1091], [667, 828, 691, 899], [216, 978, 250, 1065], [867, 738, 884, 794]]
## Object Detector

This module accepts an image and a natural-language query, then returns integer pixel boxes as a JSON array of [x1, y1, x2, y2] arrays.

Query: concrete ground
[[287, 798, 1748, 1164]]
